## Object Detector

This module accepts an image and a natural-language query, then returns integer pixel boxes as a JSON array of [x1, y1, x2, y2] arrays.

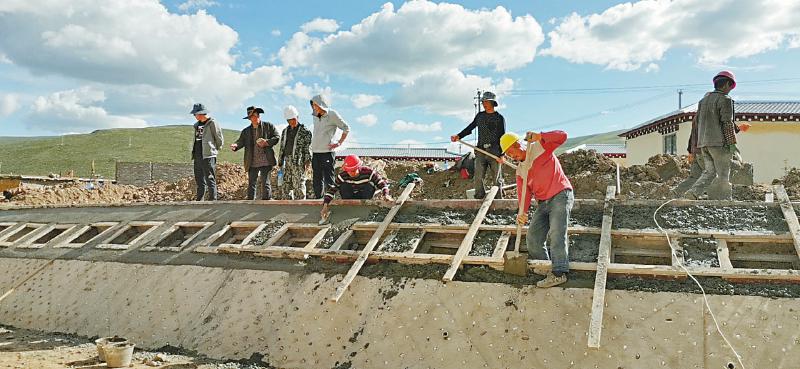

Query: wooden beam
[[443, 186, 499, 282], [406, 231, 426, 254], [774, 185, 800, 260], [588, 185, 616, 349], [491, 232, 512, 258], [329, 183, 416, 303], [716, 239, 733, 269]]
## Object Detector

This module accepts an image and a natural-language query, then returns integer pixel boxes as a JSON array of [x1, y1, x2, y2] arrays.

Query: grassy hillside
[[0, 125, 242, 178], [557, 129, 627, 154]]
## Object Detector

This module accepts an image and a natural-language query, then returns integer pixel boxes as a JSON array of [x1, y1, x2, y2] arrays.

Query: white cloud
[[356, 114, 378, 127], [282, 82, 333, 102], [0, 0, 288, 120], [0, 53, 10, 64], [392, 120, 442, 132], [351, 94, 383, 108], [271, 29, 282, 37], [542, 0, 800, 70], [0, 93, 19, 117], [178, 0, 218, 12], [300, 18, 340, 33], [27, 87, 148, 132], [390, 69, 513, 119], [279, 1, 543, 83]]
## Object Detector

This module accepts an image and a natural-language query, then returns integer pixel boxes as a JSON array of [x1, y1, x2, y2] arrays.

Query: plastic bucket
[[95, 336, 128, 361], [104, 342, 135, 368]]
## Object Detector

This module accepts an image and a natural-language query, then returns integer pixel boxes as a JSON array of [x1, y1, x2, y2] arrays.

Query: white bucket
[[95, 336, 128, 361], [104, 342, 135, 368]]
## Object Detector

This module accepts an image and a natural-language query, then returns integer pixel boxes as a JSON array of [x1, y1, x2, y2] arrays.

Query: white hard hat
[[283, 105, 299, 120]]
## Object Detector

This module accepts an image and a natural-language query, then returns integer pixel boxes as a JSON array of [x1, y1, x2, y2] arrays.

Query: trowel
[[504, 140, 533, 277], [319, 206, 331, 225]]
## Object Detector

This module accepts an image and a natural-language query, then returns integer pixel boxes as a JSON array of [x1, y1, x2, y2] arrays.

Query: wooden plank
[[588, 185, 616, 349], [328, 229, 355, 251], [302, 227, 330, 251], [406, 230, 426, 254], [443, 186, 499, 282], [329, 183, 416, 303], [716, 239, 733, 269], [774, 185, 800, 259], [671, 238, 684, 268], [491, 232, 512, 258]]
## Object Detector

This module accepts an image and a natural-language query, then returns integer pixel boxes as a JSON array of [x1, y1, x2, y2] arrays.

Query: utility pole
[[677, 89, 683, 110], [474, 89, 483, 115]]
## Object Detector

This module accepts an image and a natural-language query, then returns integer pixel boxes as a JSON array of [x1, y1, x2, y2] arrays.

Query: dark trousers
[[341, 183, 376, 200], [193, 157, 217, 201], [473, 152, 502, 199], [312, 152, 335, 199], [247, 166, 273, 200]]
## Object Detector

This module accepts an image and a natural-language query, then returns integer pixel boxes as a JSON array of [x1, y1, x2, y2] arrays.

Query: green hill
[[557, 129, 626, 154], [0, 125, 243, 178]]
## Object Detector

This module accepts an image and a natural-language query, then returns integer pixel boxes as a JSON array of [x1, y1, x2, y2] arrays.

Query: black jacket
[[233, 121, 280, 170]]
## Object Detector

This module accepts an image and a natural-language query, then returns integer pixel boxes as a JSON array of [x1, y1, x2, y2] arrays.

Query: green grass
[[0, 125, 242, 178], [557, 129, 626, 154]]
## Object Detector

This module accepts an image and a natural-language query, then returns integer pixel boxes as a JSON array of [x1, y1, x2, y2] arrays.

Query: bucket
[[104, 342, 135, 368], [95, 336, 128, 361]]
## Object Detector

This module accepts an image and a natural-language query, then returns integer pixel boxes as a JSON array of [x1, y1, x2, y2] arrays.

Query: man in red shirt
[[500, 131, 574, 287]]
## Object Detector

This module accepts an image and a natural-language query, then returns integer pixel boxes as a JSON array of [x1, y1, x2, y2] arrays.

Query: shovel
[[504, 140, 532, 276]]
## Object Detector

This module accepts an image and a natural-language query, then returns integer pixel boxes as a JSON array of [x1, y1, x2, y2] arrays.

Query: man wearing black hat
[[190, 103, 224, 201], [231, 106, 280, 200], [450, 91, 506, 199]]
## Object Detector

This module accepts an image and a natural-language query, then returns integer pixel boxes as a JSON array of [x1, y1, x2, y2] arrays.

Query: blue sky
[[1, 0, 799, 149]]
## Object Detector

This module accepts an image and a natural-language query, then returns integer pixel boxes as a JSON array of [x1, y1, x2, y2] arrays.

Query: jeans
[[340, 183, 376, 200], [247, 166, 273, 200], [687, 146, 732, 200], [312, 152, 335, 199], [473, 152, 502, 199], [673, 154, 704, 196], [193, 157, 217, 201], [527, 189, 574, 275]]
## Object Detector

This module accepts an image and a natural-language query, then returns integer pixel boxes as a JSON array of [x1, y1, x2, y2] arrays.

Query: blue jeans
[[527, 189, 574, 275]]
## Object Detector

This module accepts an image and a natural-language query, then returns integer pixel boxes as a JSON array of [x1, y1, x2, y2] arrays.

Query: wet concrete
[[681, 238, 719, 268], [380, 229, 423, 253], [569, 235, 600, 262], [249, 220, 286, 246], [613, 205, 789, 232], [318, 218, 359, 249], [394, 206, 476, 224], [469, 231, 501, 256]]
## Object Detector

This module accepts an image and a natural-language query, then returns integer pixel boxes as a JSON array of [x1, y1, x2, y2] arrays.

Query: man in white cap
[[685, 71, 738, 200], [310, 94, 350, 199], [451, 91, 505, 199], [277, 105, 313, 200]]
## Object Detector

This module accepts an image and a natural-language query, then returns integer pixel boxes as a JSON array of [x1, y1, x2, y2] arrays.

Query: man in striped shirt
[[321, 155, 393, 220]]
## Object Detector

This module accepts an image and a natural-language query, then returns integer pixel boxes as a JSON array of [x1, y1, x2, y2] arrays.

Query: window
[[663, 134, 677, 155]]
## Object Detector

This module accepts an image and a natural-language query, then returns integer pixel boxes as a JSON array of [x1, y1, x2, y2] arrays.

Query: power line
[[506, 77, 800, 96], [532, 90, 674, 130]]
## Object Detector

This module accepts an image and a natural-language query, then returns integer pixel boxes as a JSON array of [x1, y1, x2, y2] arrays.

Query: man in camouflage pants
[[278, 105, 313, 200]]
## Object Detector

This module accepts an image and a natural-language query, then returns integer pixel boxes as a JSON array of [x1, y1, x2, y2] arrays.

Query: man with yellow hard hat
[[500, 130, 573, 288]]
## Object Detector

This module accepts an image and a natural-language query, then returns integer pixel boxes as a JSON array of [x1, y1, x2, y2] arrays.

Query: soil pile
[[773, 167, 800, 200]]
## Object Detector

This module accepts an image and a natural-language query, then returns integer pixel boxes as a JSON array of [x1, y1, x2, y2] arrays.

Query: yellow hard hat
[[500, 132, 520, 153]]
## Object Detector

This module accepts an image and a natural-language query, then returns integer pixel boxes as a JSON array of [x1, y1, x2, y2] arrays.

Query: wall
[[0, 258, 797, 369], [115, 161, 193, 186]]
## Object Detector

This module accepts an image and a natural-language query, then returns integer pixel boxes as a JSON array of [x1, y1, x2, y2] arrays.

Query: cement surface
[[1, 257, 798, 369]]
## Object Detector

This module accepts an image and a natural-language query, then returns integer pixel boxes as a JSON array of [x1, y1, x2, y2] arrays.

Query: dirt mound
[[558, 150, 617, 176], [772, 168, 800, 200], [381, 161, 516, 200]]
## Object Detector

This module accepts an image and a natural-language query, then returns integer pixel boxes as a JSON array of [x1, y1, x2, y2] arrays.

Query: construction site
[[0, 150, 798, 369]]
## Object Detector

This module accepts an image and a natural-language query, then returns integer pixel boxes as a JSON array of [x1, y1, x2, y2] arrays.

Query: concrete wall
[[625, 121, 800, 183], [0, 258, 798, 369], [115, 162, 193, 186]]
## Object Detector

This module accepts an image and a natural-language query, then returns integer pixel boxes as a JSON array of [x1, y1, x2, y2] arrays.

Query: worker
[[500, 131, 573, 288], [450, 91, 505, 200], [277, 105, 313, 200], [231, 106, 280, 200], [190, 103, 223, 201], [320, 155, 392, 221], [673, 96, 751, 197], [310, 94, 350, 199], [684, 71, 738, 200]]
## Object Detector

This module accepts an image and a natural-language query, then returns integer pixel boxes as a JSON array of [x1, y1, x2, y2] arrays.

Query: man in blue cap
[[190, 103, 223, 201]]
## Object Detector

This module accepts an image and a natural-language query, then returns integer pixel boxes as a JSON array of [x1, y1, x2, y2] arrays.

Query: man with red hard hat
[[684, 71, 739, 200], [320, 155, 393, 222]]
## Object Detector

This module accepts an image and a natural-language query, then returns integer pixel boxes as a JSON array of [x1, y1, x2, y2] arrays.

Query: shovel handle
[[457, 140, 517, 170], [513, 139, 534, 253]]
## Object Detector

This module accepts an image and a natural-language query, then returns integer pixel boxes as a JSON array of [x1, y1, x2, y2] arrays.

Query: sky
[[1, 0, 799, 150]]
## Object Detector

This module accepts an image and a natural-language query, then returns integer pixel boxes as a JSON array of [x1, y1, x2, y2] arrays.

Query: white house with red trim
[[619, 101, 800, 183]]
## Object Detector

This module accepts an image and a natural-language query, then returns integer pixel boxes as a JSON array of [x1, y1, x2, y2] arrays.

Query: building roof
[[620, 100, 800, 139], [566, 144, 626, 158], [335, 147, 461, 161]]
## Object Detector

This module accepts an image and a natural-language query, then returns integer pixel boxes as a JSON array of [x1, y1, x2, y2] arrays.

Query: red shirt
[[516, 131, 573, 209]]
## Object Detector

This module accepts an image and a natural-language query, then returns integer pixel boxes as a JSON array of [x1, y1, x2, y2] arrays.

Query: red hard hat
[[713, 71, 736, 89], [342, 155, 362, 171]]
